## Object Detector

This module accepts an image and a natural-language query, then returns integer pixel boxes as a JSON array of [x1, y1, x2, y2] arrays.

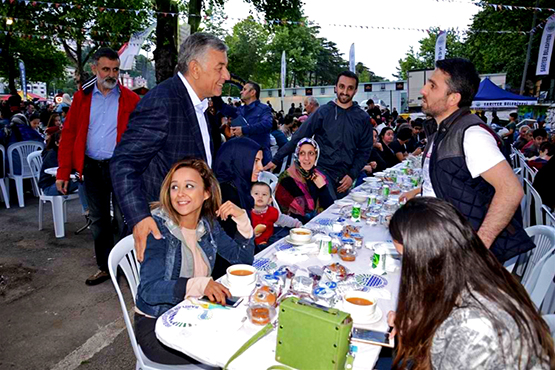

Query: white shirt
[[178, 72, 212, 167], [422, 126, 506, 197]]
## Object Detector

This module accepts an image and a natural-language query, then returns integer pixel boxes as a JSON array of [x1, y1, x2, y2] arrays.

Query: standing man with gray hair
[[111, 33, 230, 261], [57, 47, 140, 285], [303, 96, 319, 115]]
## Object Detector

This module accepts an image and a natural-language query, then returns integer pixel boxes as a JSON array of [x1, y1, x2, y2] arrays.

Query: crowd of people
[[1, 31, 554, 368]]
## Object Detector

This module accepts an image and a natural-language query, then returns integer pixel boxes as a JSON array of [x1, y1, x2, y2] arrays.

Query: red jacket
[[251, 206, 279, 245], [57, 80, 140, 181]]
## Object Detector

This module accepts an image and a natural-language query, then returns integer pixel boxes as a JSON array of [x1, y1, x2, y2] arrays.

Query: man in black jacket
[[264, 71, 373, 198], [401, 58, 533, 263]]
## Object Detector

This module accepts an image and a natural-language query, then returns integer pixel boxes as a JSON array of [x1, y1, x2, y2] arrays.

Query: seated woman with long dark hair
[[135, 159, 254, 365], [275, 138, 334, 224], [387, 197, 554, 369], [379, 127, 401, 169]]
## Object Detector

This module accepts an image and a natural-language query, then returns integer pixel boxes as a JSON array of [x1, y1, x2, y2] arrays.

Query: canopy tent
[[0, 91, 48, 102], [471, 78, 536, 109]]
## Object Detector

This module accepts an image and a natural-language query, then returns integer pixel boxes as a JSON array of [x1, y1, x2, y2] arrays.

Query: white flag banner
[[118, 22, 156, 70], [536, 13, 555, 76], [435, 31, 446, 62], [281, 51, 286, 106], [177, 20, 191, 53], [349, 43, 355, 72]]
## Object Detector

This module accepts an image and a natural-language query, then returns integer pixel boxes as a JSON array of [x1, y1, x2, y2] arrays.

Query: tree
[[225, 17, 269, 83], [35, 0, 151, 83], [464, 0, 553, 91], [394, 28, 466, 80], [128, 54, 157, 88], [311, 39, 347, 86], [356, 62, 386, 83]]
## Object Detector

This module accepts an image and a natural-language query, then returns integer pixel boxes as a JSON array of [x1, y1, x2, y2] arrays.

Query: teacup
[[226, 264, 257, 287], [342, 291, 378, 320], [290, 228, 312, 243]]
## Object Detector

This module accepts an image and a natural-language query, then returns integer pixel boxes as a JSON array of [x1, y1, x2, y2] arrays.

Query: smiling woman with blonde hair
[[135, 158, 254, 365]]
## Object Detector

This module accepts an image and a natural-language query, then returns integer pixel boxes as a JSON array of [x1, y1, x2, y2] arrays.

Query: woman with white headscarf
[[275, 138, 334, 223]]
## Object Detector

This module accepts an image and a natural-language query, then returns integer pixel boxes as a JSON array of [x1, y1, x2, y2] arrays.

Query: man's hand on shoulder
[[133, 216, 162, 262], [263, 162, 277, 171]]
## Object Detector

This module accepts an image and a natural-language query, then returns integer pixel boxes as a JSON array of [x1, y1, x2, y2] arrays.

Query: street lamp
[[6, 18, 14, 26]]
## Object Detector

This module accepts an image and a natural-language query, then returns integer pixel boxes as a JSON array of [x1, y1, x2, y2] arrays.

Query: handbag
[[224, 297, 354, 370], [275, 297, 353, 370]]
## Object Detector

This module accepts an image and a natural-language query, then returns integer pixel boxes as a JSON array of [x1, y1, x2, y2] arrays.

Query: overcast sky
[[221, 0, 480, 81]]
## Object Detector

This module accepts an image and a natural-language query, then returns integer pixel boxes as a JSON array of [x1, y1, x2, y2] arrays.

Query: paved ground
[[0, 185, 136, 370]]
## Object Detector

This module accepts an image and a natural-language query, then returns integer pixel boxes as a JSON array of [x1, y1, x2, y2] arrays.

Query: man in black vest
[[401, 58, 533, 263]]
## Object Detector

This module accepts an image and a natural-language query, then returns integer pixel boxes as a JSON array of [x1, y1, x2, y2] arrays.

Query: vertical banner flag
[[536, 13, 555, 76], [19, 60, 27, 100], [177, 20, 191, 53], [435, 30, 446, 62], [281, 51, 286, 110], [349, 43, 355, 72], [118, 22, 156, 70]]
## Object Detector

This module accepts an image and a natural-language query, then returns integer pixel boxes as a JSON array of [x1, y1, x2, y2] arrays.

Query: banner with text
[[435, 31, 446, 62], [536, 14, 555, 76]]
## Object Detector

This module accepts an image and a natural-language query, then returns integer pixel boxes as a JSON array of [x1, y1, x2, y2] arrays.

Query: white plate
[[220, 276, 256, 297], [334, 199, 354, 207], [284, 236, 317, 245], [363, 177, 380, 183]]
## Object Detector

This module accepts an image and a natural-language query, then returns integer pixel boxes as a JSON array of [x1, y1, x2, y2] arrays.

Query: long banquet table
[[155, 171, 408, 369]]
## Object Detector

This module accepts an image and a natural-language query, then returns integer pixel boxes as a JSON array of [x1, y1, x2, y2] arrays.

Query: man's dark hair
[[91, 47, 119, 64], [247, 81, 261, 100], [510, 112, 518, 120], [335, 71, 359, 87], [412, 118, 424, 128], [532, 128, 547, 139], [435, 58, 480, 108], [539, 142, 554, 156], [397, 127, 413, 141], [367, 99, 374, 106], [7, 94, 21, 108]]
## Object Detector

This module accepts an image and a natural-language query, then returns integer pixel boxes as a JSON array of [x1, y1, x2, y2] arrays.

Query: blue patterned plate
[[313, 218, 335, 226], [355, 273, 388, 289], [275, 242, 295, 252], [252, 257, 277, 272]]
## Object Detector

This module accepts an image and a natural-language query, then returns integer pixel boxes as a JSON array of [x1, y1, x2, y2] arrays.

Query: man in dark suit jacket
[[111, 33, 230, 261]]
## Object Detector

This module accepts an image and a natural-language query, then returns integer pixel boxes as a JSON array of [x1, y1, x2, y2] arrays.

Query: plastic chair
[[27, 151, 79, 238], [542, 205, 555, 227], [7, 141, 45, 207], [523, 161, 536, 183], [108, 235, 216, 370], [524, 249, 555, 314], [521, 178, 531, 229], [543, 315, 555, 337], [523, 178, 543, 227], [0, 145, 10, 208]]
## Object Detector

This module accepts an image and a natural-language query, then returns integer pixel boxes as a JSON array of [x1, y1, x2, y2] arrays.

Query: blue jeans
[[42, 181, 88, 214]]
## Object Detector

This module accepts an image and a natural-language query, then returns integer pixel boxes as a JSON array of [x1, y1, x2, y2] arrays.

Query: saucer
[[284, 236, 316, 245], [363, 177, 380, 183], [336, 302, 383, 325], [220, 275, 256, 297], [335, 199, 354, 207]]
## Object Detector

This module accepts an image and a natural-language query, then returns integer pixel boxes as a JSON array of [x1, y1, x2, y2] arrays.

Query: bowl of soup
[[226, 264, 257, 287], [290, 228, 313, 243], [342, 291, 377, 318]]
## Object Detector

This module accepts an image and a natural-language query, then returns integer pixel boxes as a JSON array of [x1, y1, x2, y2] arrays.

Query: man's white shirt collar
[[178, 72, 208, 114]]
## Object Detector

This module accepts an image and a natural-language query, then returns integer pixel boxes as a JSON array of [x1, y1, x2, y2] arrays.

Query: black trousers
[[83, 156, 125, 272], [134, 313, 200, 365]]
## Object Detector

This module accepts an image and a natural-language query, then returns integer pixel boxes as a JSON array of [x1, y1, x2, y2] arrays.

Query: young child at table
[[250, 181, 302, 249]]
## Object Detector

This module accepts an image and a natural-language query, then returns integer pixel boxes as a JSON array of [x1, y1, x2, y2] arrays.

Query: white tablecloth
[[155, 172, 409, 369]]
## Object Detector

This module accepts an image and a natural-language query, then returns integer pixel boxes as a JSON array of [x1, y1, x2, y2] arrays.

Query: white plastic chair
[[542, 205, 555, 227], [521, 178, 531, 229], [523, 178, 543, 227], [543, 315, 555, 337], [0, 145, 10, 208], [108, 235, 216, 370], [7, 141, 44, 207], [27, 151, 79, 238]]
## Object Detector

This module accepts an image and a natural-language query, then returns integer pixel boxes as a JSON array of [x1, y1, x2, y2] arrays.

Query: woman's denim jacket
[[136, 208, 255, 317]]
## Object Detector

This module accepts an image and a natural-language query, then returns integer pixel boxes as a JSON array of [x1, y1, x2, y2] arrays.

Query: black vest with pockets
[[426, 108, 534, 263]]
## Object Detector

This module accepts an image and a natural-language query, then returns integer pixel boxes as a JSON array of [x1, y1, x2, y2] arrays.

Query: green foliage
[[394, 28, 466, 80], [225, 17, 269, 83], [127, 54, 157, 88], [356, 62, 386, 83], [245, 0, 304, 25]]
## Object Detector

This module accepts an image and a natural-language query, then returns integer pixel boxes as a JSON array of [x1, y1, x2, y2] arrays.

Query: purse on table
[[224, 297, 354, 370]]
